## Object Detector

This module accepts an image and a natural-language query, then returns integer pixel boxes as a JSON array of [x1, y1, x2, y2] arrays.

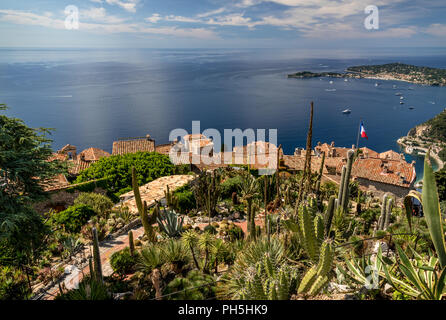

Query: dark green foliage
[[0, 105, 66, 261], [220, 176, 243, 199], [173, 185, 196, 214], [165, 270, 215, 300], [435, 168, 446, 202], [55, 276, 111, 300], [0, 267, 30, 300], [74, 192, 114, 216], [74, 152, 175, 195], [52, 204, 96, 233], [203, 224, 217, 234], [425, 109, 446, 141], [110, 247, 138, 276]]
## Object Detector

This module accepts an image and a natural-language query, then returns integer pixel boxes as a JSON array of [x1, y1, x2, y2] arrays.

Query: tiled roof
[[112, 138, 155, 155], [336, 157, 415, 188], [359, 147, 379, 158], [42, 174, 70, 192], [379, 150, 404, 161], [282, 155, 328, 174], [155, 143, 174, 155], [315, 142, 350, 158], [78, 148, 110, 162], [68, 158, 92, 176], [48, 152, 68, 162]]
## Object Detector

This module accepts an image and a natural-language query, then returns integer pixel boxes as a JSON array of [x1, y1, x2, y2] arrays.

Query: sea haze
[[1, 48, 445, 180]]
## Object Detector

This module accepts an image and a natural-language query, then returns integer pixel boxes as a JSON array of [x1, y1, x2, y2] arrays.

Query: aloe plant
[[156, 208, 184, 238]]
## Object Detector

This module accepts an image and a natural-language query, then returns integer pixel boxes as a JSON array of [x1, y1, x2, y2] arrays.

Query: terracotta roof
[[379, 150, 404, 161], [68, 158, 92, 176], [336, 157, 415, 188], [48, 152, 68, 162], [42, 174, 70, 192], [282, 155, 328, 174], [112, 138, 155, 155], [315, 142, 350, 158], [78, 148, 110, 162], [359, 147, 379, 158], [155, 143, 174, 155]]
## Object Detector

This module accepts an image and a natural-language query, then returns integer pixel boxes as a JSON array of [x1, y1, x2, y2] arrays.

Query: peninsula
[[288, 63, 446, 86], [397, 108, 446, 170]]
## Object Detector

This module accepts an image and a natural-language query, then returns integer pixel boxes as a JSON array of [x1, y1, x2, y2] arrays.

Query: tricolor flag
[[360, 121, 368, 140]]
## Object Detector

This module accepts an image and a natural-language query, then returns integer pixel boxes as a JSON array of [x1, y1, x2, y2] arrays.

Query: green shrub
[[0, 267, 30, 300], [74, 152, 175, 195], [220, 176, 243, 199], [74, 193, 114, 216], [110, 248, 138, 276], [228, 225, 244, 241], [53, 204, 96, 233], [203, 225, 217, 234], [174, 185, 196, 213]]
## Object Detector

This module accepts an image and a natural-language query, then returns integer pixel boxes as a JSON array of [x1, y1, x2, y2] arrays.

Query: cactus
[[337, 166, 346, 210], [132, 167, 158, 242], [298, 240, 334, 296], [157, 208, 184, 238], [384, 197, 394, 230], [192, 170, 221, 218], [88, 257, 94, 277], [374, 194, 393, 235], [295, 205, 325, 262], [92, 227, 103, 284], [128, 230, 135, 256], [315, 151, 325, 205], [164, 185, 179, 211], [232, 192, 238, 205], [340, 149, 355, 212], [324, 196, 336, 237]]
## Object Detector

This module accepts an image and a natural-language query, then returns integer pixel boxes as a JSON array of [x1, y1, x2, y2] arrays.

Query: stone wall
[[356, 178, 412, 200]]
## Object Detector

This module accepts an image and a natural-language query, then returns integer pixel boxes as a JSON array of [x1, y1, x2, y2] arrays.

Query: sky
[[0, 0, 445, 49]]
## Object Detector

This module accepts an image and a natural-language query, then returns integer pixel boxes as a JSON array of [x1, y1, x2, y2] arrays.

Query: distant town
[[288, 63, 446, 86]]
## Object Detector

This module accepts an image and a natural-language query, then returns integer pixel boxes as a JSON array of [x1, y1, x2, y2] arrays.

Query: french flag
[[360, 121, 368, 140]]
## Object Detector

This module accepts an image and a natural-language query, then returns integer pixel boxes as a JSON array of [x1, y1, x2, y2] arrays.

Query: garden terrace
[[119, 174, 196, 213]]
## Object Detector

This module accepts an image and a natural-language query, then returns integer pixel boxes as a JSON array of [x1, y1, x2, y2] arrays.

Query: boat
[[395, 92, 402, 96], [393, 85, 397, 89], [414, 181, 423, 189], [409, 106, 415, 110], [342, 109, 351, 114], [325, 88, 336, 92], [408, 87, 414, 90], [400, 101, 405, 104], [375, 83, 379, 87], [344, 79, 348, 82], [329, 80, 334, 84], [400, 96, 404, 100]]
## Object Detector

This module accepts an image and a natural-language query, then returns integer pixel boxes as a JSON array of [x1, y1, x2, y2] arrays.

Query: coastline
[[397, 136, 444, 172]]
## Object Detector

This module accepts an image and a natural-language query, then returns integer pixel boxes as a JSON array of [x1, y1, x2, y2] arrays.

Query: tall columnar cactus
[[315, 151, 325, 193], [298, 240, 334, 296], [128, 230, 135, 256], [324, 196, 336, 237], [92, 227, 103, 284], [132, 167, 158, 242], [373, 194, 391, 235], [340, 149, 355, 212], [383, 198, 394, 230], [337, 166, 346, 209], [164, 185, 179, 211]]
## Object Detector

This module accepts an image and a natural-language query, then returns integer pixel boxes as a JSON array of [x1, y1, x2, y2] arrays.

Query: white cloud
[[146, 13, 162, 23], [105, 0, 139, 13], [425, 24, 446, 37], [81, 7, 126, 24], [0, 9, 219, 39]]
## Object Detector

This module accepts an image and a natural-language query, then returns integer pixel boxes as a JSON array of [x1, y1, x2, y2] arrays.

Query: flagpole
[[356, 119, 362, 150]]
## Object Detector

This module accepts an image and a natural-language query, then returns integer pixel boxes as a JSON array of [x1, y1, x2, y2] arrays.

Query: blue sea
[[1, 48, 446, 181]]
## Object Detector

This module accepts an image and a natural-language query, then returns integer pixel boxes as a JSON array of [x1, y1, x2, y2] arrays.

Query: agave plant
[[379, 153, 446, 300], [156, 207, 184, 238], [379, 245, 446, 300]]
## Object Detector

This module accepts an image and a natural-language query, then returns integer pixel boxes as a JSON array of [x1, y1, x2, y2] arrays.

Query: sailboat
[[342, 109, 351, 114]]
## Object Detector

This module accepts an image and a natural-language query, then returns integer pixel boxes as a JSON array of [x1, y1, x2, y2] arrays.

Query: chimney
[[330, 141, 335, 147]]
